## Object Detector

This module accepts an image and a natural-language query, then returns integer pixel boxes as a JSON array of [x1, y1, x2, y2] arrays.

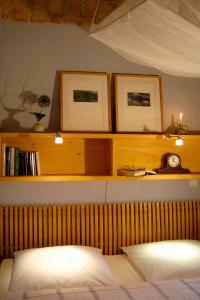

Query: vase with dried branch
[[20, 91, 50, 132]]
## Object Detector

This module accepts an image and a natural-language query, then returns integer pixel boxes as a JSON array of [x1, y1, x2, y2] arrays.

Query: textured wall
[[0, 20, 199, 203]]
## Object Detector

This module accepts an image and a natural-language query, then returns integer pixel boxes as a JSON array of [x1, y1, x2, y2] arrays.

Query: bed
[[0, 200, 200, 299]]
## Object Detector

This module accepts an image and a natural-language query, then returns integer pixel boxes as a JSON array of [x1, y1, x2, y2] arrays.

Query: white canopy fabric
[[90, 0, 200, 77]]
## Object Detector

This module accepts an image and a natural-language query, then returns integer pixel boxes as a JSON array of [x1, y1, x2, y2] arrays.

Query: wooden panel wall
[[0, 201, 199, 260]]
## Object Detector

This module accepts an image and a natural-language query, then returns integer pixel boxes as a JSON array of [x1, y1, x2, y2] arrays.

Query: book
[[14, 148, 20, 176], [5, 146, 11, 176], [10, 147, 15, 176], [35, 151, 41, 175], [1, 143, 6, 176], [19, 152, 26, 176]]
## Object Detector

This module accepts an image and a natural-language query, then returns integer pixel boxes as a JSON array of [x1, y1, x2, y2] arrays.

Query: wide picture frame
[[114, 74, 163, 132], [61, 71, 111, 132]]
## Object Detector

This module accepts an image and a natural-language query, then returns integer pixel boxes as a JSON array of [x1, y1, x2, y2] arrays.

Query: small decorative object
[[60, 71, 111, 132], [21, 92, 50, 132], [114, 74, 163, 132], [118, 165, 146, 177], [155, 153, 191, 174], [165, 112, 188, 146]]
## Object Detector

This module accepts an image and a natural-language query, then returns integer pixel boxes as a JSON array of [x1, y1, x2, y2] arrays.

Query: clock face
[[167, 154, 180, 168]]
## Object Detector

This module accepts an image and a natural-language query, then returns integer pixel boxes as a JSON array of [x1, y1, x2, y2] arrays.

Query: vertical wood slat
[[152, 202, 156, 242], [135, 203, 139, 244], [104, 204, 108, 255], [57, 206, 62, 246], [108, 204, 113, 255], [143, 203, 148, 243], [177, 202, 181, 240], [53, 206, 57, 246], [113, 204, 117, 254], [5, 206, 9, 258], [189, 201, 193, 239], [164, 202, 169, 240], [122, 203, 126, 247], [193, 201, 197, 240], [130, 203, 135, 245], [90, 205, 94, 247], [160, 202, 165, 241], [62, 206, 66, 245], [67, 205, 71, 245], [71, 205, 76, 245], [148, 202, 152, 243], [1, 201, 200, 260], [86, 205, 90, 246], [81, 205, 85, 246], [38, 206, 43, 248], [156, 202, 161, 241], [126, 203, 131, 246], [139, 203, 144, 244], [28, 207, 33, 249], [94, 205, 99, 249], [185, 201, 189, 239], [76, 205, 80, 245], [43, 206, 48, 247], [117, 204, 121, 253], [169, 202, 173, 240], [173, 202, 177, 240], [181, 201, 185, 239], [9, 206, 13, 257], [23, 206, 28, 250], [99, 205, 103, 251], [19, 206, 23, 250]]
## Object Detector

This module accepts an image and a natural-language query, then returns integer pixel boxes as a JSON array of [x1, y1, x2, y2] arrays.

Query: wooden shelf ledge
[[0, 173, 200, 182]]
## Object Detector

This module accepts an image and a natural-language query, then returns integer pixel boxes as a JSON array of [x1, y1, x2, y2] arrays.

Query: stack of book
[[2, 144, 41, 176]]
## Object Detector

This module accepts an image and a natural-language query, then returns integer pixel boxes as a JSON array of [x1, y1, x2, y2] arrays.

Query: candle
[[179, 112, 183, 124]]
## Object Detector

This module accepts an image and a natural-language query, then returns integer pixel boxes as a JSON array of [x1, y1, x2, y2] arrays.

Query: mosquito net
[[90, 0, 200, 77]]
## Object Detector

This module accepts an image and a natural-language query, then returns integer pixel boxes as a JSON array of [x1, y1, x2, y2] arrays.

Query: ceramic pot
[[33, 122, 45, 132]]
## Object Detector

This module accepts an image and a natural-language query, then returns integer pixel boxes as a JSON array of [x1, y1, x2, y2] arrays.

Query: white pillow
[[122, 240, 200, 281], [9, 246, 118, 292]]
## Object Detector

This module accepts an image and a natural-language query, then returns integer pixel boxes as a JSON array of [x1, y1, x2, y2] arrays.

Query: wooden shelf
[[0, 133, 200, 182], [0, 173, 200, 182]]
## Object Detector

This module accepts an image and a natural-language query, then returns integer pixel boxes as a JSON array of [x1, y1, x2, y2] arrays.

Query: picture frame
[[114, 74, 163, 132], [60, 71, 111, 132]]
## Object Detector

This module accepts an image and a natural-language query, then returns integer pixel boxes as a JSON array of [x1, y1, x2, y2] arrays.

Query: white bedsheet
[[6, 277, 200, 300]]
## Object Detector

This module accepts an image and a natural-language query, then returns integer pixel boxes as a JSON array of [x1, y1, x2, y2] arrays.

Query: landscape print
[[127, 92, 150, 106], [73, 90, 98, 102]]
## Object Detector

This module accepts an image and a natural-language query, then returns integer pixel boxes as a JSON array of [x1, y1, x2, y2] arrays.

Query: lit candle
[[179, 112, 183, 124]]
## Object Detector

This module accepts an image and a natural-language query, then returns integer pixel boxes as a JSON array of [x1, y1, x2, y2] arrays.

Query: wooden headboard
[[0, 200, 200, 260]]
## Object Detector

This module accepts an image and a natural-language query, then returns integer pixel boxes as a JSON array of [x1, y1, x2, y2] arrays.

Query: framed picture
[[114, 74, 163, 132], [60, 71, 111, 132]]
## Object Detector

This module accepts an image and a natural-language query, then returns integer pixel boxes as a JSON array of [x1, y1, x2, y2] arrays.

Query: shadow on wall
[[0, 71, 60, 132]]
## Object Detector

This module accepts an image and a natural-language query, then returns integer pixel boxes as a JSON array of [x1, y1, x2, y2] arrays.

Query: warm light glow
[[152, 242, 198, 261], [55, 136, 63, 144], [55, 131, 63, 144], [179, 112, 183, 123], [176, 138, 183, 146]]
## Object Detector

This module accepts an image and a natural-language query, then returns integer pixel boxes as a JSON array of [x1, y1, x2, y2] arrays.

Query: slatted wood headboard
[[0, 200, 200, 260]]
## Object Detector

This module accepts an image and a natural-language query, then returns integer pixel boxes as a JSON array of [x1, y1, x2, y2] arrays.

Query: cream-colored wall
[[0, 20, 199, 203]]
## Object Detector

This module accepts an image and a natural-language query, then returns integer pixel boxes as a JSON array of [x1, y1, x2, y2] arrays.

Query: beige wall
[[0, 20, 199, 203]]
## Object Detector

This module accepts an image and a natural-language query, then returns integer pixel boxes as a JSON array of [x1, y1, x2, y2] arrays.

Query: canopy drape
[[90, 0, 200, 77]]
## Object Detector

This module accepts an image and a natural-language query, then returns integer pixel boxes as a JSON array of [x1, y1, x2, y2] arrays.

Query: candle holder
[[165, 113, 188, 146]]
